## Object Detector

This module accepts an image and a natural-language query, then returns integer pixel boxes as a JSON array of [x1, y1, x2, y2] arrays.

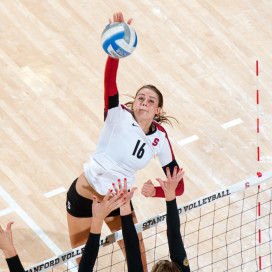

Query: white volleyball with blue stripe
[[101, 22, 137, 59]]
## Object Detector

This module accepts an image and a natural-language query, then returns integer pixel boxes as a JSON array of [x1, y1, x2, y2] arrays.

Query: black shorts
[[66, 178, 134, 218]]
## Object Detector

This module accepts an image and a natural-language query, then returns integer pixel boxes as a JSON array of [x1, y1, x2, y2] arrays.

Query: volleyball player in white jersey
[[66, 12, 185, 270]]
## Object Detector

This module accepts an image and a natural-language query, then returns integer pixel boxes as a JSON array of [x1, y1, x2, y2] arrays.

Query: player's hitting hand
[[109, 11, 133, 25]]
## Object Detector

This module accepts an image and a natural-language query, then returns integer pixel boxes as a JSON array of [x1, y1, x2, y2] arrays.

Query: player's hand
[[91, 188, 124, 234], [156, 167, 185, 201], [0, 222, 17, 258], [141, 180, 156, 197], [112, 178, 137, 216], [92, 189, 123, 220], [109, 12, 133, 25]]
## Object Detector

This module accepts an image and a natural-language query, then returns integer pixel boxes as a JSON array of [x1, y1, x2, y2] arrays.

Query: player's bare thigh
[[67, 213, 93, 248]]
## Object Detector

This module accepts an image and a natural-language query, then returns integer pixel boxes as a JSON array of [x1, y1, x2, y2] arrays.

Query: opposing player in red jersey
[[66, 12, 184, 271]]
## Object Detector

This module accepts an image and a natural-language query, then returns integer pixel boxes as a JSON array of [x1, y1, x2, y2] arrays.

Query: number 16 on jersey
[[132, 140, 146, 159]]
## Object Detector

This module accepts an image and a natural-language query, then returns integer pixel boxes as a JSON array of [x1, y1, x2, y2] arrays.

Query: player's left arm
[[142, 130, 184, 198], [154, 158, 184, 198]]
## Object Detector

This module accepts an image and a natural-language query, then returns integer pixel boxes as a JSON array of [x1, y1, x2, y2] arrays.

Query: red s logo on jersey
[[152, 138, 159, 146]]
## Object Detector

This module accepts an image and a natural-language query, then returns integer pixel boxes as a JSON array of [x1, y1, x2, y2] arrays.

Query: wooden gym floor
[[0, 0, 272, 271]]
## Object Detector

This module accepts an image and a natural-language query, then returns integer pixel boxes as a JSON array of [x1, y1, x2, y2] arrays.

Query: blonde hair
[[124, 85, 178, 126]]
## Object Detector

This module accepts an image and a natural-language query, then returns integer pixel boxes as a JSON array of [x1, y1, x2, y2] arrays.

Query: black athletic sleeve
[[121, 214, 144, 272], [154, 159, 184, 197], [167, 199, 190, 271], [6, 255, 25, 272], [78, 233, 100, 272]]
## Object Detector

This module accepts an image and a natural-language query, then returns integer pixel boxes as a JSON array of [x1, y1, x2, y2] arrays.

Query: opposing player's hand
[[112, 178, 137, 215], [91, 188, 125, 234], [109, 12, 133, 25], [0, 222, 17, 258], [92, 189, 123, 220], [156, 167, 185, 201], [141, 180, 156, 197]]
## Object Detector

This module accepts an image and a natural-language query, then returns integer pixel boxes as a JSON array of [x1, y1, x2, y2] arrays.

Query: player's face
[[133, 88, 161, 122]]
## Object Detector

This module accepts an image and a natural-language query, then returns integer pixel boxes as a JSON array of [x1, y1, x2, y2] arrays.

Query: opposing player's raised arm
[[166, 199, 190, 271], [117, 180, 144, 272], [1, 222, 25, 272], [78, 190, 124, 272], [156, 169, 190, 271]]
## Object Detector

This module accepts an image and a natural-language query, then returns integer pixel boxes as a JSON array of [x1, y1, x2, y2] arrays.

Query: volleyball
[[101, 22, 137, 59]]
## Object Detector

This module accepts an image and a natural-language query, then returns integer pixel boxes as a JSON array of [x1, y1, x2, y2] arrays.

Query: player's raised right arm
[[104, 56, 119, 120], [104, 12, 133, 120]]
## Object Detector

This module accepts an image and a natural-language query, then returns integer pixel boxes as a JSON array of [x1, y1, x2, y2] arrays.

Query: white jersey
[[84, 103, 174, 195]]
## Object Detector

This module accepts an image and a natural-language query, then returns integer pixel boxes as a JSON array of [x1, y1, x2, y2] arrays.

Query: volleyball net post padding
[[25, 169, 272, 272]]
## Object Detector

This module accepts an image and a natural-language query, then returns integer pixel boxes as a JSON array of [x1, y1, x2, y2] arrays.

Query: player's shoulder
[[105, 104, 133, 124], [119, 104, 134, 120], [153, 121, 168, 134], [120, 104, 133, 114], [109, 104, 132, 116]]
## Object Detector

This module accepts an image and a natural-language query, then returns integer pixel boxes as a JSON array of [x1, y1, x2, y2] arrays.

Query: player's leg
[[66, 178, 94, 264], [66, 213, 92, 264]]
